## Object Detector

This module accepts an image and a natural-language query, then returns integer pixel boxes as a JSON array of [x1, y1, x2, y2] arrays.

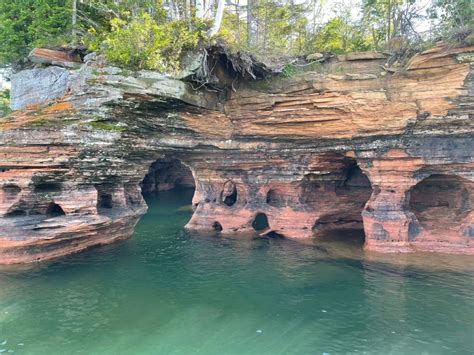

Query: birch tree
[[208, 0, 226, 36]]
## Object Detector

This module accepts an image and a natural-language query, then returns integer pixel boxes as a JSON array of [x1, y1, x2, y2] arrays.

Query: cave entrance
[[409, 174, 472, 236], [311, 158, 372, 245], [222, 180, 237, 207], [140, 158, 196, 218], [316, 229, 366, 247], [141, 158, 195, 196], [97, 192, 113, 209], [252, 212, 270, 233], [46, 202, 65, 217]]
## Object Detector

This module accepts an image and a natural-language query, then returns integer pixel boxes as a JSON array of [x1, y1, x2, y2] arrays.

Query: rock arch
[[252, 212, 270, 233], [212, 221, 223, 232], [97, 190, 113, 209], [266, 188, 286, 207], [408, 174, 472, 239], [221, 180, 237, 207], [311, 158, 372, 240], [139, 157, 197, 226], [46, 202, 66, 217], [141, 158, 195, 195]]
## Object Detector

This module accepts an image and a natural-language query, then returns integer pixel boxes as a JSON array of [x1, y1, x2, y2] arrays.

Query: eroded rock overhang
[[0, 43, 472, 264]]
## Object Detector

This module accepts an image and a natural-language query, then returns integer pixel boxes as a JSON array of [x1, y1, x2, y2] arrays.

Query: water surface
[[1, 189, 473, 354]]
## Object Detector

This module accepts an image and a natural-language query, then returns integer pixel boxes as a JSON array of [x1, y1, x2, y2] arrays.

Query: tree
[[218, 10, 247, 49], [208, 0, 225, 36], [312, 17, 371, 54], [241, 0, 311, 55], [72, 0, 77, 38], [0, 0, 72, 65], [361, 0, 431, 50], [429, 0, 473, 35], [1, 0, 469, 70], [362, 0, 405, 47], [247, 0, 256, 47]]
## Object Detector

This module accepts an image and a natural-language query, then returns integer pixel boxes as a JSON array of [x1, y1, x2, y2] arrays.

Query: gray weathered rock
[[10, 66, 70, 110], [83, 52, 97, 63], [306, 53, 324, 61]]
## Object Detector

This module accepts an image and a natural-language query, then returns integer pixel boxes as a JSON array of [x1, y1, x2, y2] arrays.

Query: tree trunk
[[263, 0, 268, 51], [235, 0, 241, 45], [185, 0, 191, 29], [72, 0, 77, 39], [196, 0, 205, 18], [247, 0, 255, 47], [204, 0, 213, 19], [209, 0, 225, 36], [386, 0, 392, 42]]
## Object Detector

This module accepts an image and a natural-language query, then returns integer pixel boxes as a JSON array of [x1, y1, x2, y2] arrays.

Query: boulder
[[464, 33, 474, 46], [306, 53, 324, 61], [10, 66, 70, 110], [28, 48, 82, 68]]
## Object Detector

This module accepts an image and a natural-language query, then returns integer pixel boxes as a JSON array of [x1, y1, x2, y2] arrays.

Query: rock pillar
[[358, 150, 421, 253]]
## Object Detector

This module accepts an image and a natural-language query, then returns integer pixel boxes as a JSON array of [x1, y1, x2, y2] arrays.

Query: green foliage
[[1, 0, 472, 71], [281, 63, 296, 78], [79, 0, 169, 51], [217, 11, 248, 50], [90, 11, 205, 72], [0, 89, 11, 116], [0, 0, 72, 65], [245, 0, 310, 55], [26, 118, 51, 127], [312, 17, 372, 54], [361, 0, 406, 45], [429, 0, 474, 36]]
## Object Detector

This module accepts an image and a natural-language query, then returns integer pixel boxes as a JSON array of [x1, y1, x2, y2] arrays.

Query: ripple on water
[[0, 189, 473, 354]]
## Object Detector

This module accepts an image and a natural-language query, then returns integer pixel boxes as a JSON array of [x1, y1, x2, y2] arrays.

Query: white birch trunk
[[196, 0, 205, 18], [72, 0, 77, 38], [208, 0, 225, 36]]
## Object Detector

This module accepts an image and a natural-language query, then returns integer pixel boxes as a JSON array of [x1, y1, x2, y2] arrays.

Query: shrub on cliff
[[429, 0, 473, 37], [0, 89, 11, 117], [91, 13, 206, 72], [1, 0, 472, 71]]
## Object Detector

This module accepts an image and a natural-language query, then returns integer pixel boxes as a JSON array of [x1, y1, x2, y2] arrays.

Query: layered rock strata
[[0, 43, 472, 264]]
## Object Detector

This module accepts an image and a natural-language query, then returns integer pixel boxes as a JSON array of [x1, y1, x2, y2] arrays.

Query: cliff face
[[0, 44, 472, 264]]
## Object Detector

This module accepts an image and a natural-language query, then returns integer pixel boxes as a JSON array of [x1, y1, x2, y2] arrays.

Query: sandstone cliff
[[0, 43, 472, 264]]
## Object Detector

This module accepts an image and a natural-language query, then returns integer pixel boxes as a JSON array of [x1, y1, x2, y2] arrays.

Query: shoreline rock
[[0, 43, 473, 264]]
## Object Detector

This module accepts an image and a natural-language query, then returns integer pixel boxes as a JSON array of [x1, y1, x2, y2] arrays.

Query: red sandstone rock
[[0, 43, 472, 264], [337, 51, 386, 61], [28, 48, 82, 67]]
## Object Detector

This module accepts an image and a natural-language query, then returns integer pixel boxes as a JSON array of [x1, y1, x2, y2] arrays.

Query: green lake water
[[1, 188, 473, 354]]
